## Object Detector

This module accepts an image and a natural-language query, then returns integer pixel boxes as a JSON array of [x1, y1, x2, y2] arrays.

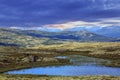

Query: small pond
[[5, 55, 120, 76]]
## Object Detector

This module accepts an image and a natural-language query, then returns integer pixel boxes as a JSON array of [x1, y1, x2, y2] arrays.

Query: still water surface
[[5, 55, 120, 76]]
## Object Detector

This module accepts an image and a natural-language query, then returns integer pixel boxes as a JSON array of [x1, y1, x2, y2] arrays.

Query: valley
[[0, 28, 120, 80], [0, 0, 120, 79]]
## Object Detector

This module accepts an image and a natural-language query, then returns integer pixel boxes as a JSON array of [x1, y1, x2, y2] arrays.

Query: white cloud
[[43, 18, 120, 30]]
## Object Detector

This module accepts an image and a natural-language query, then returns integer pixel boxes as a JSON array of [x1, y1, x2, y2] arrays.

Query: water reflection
[[5, 55, 120, 76], [68, 55, 111, 66]]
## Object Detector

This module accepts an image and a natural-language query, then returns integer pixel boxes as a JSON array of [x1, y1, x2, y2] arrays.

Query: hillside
[[22, 30, 116, 42], [0, 28, 118, 47], [0, 29, 66, 47], [65, 26, 120, 39]]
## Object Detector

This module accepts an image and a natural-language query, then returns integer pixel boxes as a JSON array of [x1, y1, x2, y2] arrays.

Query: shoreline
[[0, 51, 120, 73], [0, 42, 120, 80], [0, 74, 120, 80]]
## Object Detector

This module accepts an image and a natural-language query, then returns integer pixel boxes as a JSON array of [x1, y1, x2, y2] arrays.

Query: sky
[[0, 0, 120, 30]]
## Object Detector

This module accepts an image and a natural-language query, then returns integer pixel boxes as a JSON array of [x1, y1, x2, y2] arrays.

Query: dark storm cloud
[[0, 0, 120, 28]]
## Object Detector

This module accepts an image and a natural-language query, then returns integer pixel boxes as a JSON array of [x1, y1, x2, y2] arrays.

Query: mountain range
[[0, 28, 119, 47], [66, 26, 120, 38], [94, 26, 120, 38]]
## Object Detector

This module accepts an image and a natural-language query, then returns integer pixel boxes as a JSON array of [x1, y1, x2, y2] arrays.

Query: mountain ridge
[[0, 28, 119, 47]]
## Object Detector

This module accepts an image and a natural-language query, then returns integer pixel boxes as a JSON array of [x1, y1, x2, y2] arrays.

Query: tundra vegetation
[[0, 42, 120, 80], [0, 75, 120, 80]]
